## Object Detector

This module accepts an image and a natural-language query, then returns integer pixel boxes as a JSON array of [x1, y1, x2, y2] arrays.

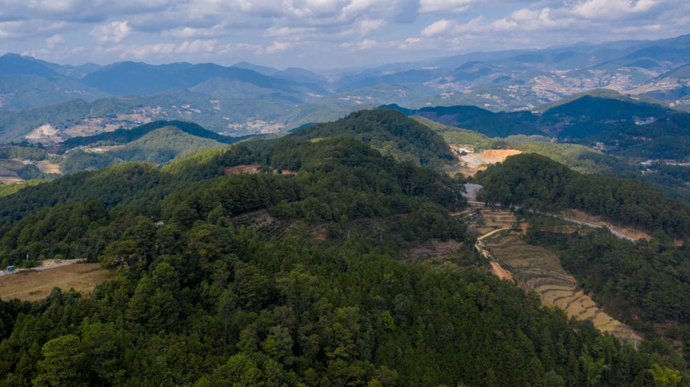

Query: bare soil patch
[[0, 263, 114, 302], [224, 165, 298, 176], [450, 147, 522, 177]]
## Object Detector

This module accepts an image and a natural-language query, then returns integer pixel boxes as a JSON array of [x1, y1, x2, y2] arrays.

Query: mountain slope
[[287, 109, 454, 166], [82, 61, 326, 96], [0, 54, 108, 110], [0, 124, 685, 386], [60, 120, 243, 148], [108, 126, 228, 164], [476, 153, 690, 237], [382, 104, 544, 137]]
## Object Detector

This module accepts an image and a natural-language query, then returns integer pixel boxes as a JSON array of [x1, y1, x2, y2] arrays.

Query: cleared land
[[461, 203, 641, 343], [483, 232, 641, 343], [0, 263, 113, 302], [447, 145, 522, 177]]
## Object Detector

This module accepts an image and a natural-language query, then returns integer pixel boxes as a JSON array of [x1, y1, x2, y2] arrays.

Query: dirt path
[[0, 259, 82, 278], [474, 227, 516, 284], [531, 210, 650, 242]]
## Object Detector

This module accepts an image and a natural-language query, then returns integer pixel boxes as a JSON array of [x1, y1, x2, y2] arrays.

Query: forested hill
[[381, 104, 544, 138], [0, 123, 684, 385], [287, 109, 454, 166], [385, 95, 690, 158], [60, 120, 244, 149], [475, 153, 690, 237]]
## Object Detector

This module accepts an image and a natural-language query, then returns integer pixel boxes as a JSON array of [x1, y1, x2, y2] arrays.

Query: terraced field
[[409, 239, 466, 264], [483, 232, 641, 344]]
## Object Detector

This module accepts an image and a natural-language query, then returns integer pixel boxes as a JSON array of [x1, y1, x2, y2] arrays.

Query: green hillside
[[383, 104, 544, 137], [110, 126, 228, 164], [59, 125, 231, 173], [535, 89, 663, 112], [413, 116, 621, 174], [475, 153, 690, 236], [287, 109, 454, 166], [60, 120, 242, 148], [411, 116, 494, 149], [0, 125, 684, 386]]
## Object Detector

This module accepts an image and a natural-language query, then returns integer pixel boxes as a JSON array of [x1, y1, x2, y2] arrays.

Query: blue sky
[[0, 0, 688, 69]]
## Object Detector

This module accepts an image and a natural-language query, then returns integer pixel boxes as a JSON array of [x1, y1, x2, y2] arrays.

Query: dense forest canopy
[[475, 154, 690, 237], [0, 109, 688, 386], [389, 95, 690, 160], [290, 109, 454, 167]]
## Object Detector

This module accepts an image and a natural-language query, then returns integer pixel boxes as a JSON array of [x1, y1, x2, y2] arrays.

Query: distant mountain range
[[2, 33, 690, 143]]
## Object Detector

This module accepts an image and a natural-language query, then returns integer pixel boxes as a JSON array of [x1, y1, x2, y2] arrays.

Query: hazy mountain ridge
[[2, 34, 690, 142]]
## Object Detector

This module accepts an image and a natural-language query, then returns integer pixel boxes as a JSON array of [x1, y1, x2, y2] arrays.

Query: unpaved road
[[530, 210, 638, 242], [0, 259, 82, 278]]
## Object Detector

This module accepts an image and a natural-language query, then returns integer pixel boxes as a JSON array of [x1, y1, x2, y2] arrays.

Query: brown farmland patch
[[482, 233, 641, 343], [0, 263, 114, 302], [224, 165, 298, 176], [224, 164, 262, 175]]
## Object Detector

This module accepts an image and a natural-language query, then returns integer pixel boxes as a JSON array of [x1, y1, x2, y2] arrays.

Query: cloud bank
[[1, 0, 687, 68]]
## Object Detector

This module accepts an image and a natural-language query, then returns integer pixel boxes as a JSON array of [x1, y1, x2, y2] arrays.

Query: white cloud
[[91, 21, 131, 43], [162, 25, 226, 39], [1, 0, 689, 67], [419, 0, 474, 13], [265, 41, 292, 54], [104, 39, 217, 59], [0, 20, 69, 40], [398, 37, 421, 49], [422, 19, 454, 37], [571, 0, 659, 19], [46, 34, 65, 49]]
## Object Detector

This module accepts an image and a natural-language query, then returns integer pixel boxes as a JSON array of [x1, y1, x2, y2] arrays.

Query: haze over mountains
[[3, 33, 690, 144]]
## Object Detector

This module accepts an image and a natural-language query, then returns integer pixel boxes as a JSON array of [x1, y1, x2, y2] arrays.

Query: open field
[[36, 160, 61, 174], [0, 263, 113, 302]]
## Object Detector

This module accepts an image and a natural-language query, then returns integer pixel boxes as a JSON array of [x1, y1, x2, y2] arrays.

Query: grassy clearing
[[0, 263, 113, 302]]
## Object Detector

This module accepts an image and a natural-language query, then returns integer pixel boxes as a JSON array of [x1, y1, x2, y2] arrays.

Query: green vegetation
[[289, 109, 454, 167], [412, 117, 494, 150], [0, 122, 243, 177], [384, 104, 544, 138], [0, 114, 684, 385], [528, 221, 690, 324], [413, 116, 624, 174], [661, 64, 690, 80], [60, 120, 242, 149], [511, 142, 622, 174], [526, 215, 690, 364], [0, 180, 44, 198], [108, 127, 229, 164], [536, 89, 664, 113], [0, 145, 49, 161], [476, 154, 690, 237]]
